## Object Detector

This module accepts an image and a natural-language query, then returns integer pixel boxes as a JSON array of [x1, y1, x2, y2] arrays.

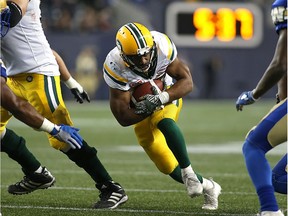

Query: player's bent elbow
[[117, 116, 142, 127], [118, 121, 129, 127], [185, 79, 193, 94], [116, 118, 132, 127]]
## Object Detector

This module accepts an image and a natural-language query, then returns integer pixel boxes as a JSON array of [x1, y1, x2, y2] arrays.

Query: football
[[130, 79, 164, 107]]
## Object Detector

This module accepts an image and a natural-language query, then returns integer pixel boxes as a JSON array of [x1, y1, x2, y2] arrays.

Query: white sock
[[34, 166, 43, 174], [181, 165, 195, 175], [202, 178, 214, 190]]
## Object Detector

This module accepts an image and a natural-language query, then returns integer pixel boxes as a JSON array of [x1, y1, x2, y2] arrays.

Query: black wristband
[[7, 1, 22, 27]]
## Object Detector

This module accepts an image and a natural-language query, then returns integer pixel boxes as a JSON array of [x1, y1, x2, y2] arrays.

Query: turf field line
[[2, 143, 284, 155], [0, 185, 256, 195], [0, 169, 250, 177], [117, 143, 286, 155], [1, 205, 257, 215]]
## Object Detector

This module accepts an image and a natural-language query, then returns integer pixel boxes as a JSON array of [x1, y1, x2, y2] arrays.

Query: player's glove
[[70, 88, 90, 104], [50, 125, 83, 149], [236, 90, 257, 111], [135, 86, 169, 115], [276, 93, 280, 104], [64, 77, 90, 104]]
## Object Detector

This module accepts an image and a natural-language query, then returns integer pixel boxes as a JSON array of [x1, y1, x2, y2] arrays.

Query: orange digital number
[[193, 8, 215, 41], [193, 7, 254, 42], [216, 8, 235, 41], [235, 8, 253, 40]]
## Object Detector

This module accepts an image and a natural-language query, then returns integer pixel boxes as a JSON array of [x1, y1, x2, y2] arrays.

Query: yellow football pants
[[0, 73, 73, 150], [134, 99, 182, 175]]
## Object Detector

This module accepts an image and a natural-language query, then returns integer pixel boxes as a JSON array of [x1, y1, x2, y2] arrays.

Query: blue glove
[[236, 91, 256, 111], [135, 86, 162, 115], [50, 125, 83, 149]]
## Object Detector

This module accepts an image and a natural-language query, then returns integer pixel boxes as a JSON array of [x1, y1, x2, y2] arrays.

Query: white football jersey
[[103, 31, 177, 91], [1, 0, 59, 76]]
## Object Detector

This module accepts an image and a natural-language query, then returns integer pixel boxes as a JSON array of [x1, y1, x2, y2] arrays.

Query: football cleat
[[202, 178, 222, 210], [8, 167, 55, 195], [257, 210, 284, 216], [181, 172, 203, 198], [93, 181, 128, 209]]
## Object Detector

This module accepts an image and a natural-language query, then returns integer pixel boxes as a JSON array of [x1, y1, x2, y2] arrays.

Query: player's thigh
[[247, 99, 287, 148], [134, 117, 178, 174], [16, 74, 73, 125], [144, 130, 178, 174], [0, 108, 12, 134], [151, 98, 183, 126], [268, 114, 287, 147], [31, 75, 74, 150], [9, 74, 73, 150]]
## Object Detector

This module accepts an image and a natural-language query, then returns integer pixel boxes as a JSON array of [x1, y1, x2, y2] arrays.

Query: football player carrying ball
[[103, 22, 221, 210]]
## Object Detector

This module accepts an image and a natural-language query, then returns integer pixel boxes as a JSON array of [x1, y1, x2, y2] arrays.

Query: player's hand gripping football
[[50, 125, 83, 149], [64, 77, 90, 104], [236, 90, 256, 111], [135, 86, 168, 115]]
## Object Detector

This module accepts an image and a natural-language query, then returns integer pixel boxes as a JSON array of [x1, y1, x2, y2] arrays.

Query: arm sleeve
[[7, 1, 22, 27]]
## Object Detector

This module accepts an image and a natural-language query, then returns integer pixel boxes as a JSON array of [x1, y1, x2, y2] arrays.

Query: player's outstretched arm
[[235, 91, 257, 111], [41, 120, 83, 149], [236, 29, 287, 111], [52, 50, 90, 103], [252, 29, 287, 100]]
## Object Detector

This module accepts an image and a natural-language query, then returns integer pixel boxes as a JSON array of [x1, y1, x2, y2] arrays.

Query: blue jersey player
[[236, 0, 287, 215]]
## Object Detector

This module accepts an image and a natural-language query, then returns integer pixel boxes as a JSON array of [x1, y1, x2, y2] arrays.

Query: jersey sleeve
[[153, 31, 178, 63], [103, 53, 130, 91], [163, 34, 177, 62]]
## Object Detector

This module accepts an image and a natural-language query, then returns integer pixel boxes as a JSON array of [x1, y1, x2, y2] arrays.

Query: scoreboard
[[165, 2, 263, 48]]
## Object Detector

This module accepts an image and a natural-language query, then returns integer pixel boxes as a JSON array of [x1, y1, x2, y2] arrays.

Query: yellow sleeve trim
[[164, 34, 174, 60], [104, 63, 128, 84]]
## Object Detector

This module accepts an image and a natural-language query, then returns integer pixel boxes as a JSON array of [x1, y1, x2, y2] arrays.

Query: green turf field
[[1, 100, 287, 216]]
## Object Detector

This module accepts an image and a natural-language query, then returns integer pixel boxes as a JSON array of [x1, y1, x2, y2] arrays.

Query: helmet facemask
[[120, 42, 157, 74]]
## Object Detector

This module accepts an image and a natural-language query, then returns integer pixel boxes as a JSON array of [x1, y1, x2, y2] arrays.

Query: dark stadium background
[[40, 0, 277, 100]]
